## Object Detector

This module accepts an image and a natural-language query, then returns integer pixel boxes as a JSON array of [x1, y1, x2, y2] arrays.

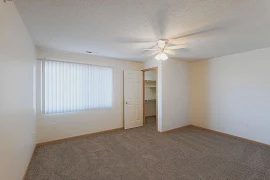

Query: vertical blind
[[42, 60, 113, 114]]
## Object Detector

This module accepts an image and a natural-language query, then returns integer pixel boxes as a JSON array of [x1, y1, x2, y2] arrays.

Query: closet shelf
[[145, 99, 156, 102], [145, 80, 156, 88], [145, 85, 156, 88], [144, 80, 156, 83]]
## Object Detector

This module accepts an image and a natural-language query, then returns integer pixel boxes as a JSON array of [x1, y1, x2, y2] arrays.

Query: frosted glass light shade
[[155, 52, 168, 61]]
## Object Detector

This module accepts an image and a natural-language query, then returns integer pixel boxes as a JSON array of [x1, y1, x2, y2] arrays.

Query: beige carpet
[[26, 117, 270, 180]]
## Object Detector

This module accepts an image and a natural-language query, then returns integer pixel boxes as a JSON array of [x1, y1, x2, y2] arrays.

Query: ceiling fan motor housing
[[158, 39, 169, 48]]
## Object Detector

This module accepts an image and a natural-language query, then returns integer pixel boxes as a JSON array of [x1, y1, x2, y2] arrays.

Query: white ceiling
[[14, 0, 270, 62]]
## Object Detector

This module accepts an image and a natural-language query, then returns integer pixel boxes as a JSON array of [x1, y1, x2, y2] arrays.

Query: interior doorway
[[142, 67, 158, 131]]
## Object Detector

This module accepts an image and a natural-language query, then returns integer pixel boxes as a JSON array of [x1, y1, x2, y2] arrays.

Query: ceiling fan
[[116, 6, 223, 61], [141, 39, 187, 61]]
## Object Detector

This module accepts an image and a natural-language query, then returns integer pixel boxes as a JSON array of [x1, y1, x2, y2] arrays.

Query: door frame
[[142, 67, 159, 132]]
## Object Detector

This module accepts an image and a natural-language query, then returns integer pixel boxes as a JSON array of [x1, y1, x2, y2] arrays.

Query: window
[[42, 60, 113, 114]]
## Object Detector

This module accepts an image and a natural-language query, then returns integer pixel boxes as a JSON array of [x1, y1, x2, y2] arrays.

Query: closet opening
[[142, 67, 158, 131]]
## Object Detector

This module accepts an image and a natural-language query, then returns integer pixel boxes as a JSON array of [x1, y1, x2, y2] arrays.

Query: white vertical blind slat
[[43, 60, 113, 114]]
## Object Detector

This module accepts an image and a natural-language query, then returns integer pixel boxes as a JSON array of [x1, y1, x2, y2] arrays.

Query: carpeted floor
[[26, 117, 270, 180]]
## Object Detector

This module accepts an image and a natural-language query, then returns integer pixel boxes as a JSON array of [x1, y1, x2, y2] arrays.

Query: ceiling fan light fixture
[[155, 52, 168, 61]]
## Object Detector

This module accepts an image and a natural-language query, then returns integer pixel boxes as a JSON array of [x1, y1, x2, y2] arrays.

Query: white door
[[124, 70, 143, 129]]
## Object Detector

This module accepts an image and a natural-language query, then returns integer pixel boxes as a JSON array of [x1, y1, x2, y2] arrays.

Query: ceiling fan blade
[[140, 43, 159, 54], [170, 27, 221, 42], [150, 6, 169, 39], [167, 44, 187, 50], [141, 48, 159, 51], [164, 50, 176, 56], [147, 51, 160, 56], [115, 37, 156, 44]]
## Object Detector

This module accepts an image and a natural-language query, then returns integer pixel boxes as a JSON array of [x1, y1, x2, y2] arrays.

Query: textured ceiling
[[14, 0, 270, 61]]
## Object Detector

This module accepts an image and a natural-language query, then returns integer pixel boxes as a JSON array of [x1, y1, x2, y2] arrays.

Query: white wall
[[0, 2, 36, 180], [190, 48, 270, 144], [145, 70, 156, 81], [189, 60, 210, 128], [144, 59, 189, 132], [161, 59, 189, 131], [36, 47, 143, 143], [145, 87, 156, 101]]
